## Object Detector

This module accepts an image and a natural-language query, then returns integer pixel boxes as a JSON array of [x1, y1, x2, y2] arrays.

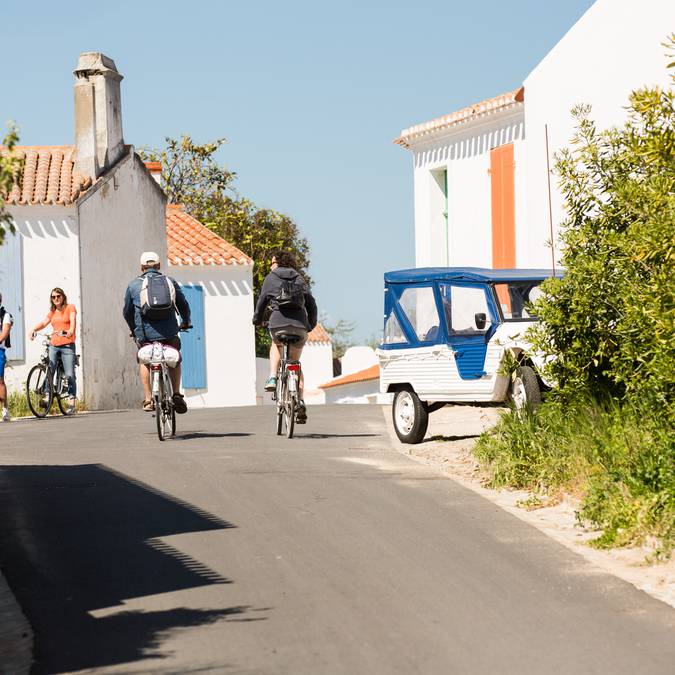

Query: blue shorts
[[0, 348, 6, 379]]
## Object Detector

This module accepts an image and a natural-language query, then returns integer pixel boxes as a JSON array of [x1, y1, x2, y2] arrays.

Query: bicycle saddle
[[276, 332, 302, 344]]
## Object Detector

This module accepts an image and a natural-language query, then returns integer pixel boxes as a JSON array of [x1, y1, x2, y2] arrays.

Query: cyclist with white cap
[[123, 251, 191, 413]]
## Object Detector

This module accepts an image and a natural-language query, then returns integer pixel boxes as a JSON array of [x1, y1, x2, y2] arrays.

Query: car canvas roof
[[384, 267, 562, 284]]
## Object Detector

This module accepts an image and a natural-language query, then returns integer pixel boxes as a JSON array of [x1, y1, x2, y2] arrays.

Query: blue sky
[[2, 0, 595, 341]]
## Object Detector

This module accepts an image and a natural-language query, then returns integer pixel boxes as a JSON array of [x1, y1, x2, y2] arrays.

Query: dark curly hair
[[271, 250, 298, 270]]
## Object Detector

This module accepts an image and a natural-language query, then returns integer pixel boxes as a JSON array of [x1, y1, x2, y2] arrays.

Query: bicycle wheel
[[285, 398, 295, 439], [275, 376, 284, 435], [155, 394, 165, 440], [26, 365, 53, 418], [56, 369, 74, 416]]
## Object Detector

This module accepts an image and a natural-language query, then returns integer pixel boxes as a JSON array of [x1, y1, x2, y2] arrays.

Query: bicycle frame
[[275, 341, 302, 438]]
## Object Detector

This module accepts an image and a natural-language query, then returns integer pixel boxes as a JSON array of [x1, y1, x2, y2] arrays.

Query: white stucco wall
[[341, 346, 378, 376], [170, 264, 256, 408], [411, 110, 524, 268], [302, 342, 333, 390], [77, 149, 167, 410], [323, 378, 383, 404], [520, 0, 675, 267], [3, 206, 82, 396]]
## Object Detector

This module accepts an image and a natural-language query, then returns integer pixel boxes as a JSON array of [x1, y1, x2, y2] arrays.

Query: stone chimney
[[73, 52, 124, 178]]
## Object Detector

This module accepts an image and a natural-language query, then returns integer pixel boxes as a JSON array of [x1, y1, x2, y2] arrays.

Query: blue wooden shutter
[[0, 230, 25, 360], [180, 284, 206, 389]]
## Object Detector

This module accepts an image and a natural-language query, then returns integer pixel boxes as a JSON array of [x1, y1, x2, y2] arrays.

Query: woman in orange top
[[30, 287, 78, 413]]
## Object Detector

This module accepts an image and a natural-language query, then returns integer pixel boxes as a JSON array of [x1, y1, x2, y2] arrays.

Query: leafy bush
[[476, 44, 675, 557], [475, 399, 675, 557], [530, 66, 675, 406]]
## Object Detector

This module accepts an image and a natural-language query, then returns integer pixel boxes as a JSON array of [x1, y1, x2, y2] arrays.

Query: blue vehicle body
[[379, 267, 560, 384]]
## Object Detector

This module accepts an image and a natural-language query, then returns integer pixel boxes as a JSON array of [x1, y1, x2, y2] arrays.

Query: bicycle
[[137, 328, 190, 441], [272, 333, 303, 439], [26, 333, 79, 418]]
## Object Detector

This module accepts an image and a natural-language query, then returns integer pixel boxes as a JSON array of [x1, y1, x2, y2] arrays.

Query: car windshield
[[493, 281, 544, 320]]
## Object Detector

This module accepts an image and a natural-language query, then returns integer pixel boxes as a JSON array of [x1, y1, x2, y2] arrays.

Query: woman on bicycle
[[30, 287, 77, 414], [252, 250, 317, 423]]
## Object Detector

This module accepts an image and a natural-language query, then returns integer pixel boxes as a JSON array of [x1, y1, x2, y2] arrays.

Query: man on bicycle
[[123, 252, 191, 413], [252, 250, 317, 423], [0, 292, 14, 422]]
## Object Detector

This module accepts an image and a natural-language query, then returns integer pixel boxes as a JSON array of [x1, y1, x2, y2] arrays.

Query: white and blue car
[[377, 267, 560, 443]]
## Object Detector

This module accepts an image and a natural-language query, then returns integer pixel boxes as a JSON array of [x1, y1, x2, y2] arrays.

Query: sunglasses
[[51, 294, 63, 299]]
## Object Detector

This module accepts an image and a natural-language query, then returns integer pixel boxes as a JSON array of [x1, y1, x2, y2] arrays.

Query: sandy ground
[[382, 405, 675, 610]]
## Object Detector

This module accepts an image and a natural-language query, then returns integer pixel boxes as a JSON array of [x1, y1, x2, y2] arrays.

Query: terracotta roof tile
[[166, 205, 253, 266], [395, 87, 524, 149], [319, 364, 380, 389], [307, 323, 331, 344], [2, 145, 93, 205]]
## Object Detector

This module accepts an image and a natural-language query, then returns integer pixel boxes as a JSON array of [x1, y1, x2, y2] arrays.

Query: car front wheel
[[392, 389, 429, 444], [510, 365, 542, 409]]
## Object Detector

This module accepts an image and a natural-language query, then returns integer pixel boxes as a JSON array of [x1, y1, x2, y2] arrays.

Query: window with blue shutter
[[0, 230, 25, 361], [179, 284, 206, 389]]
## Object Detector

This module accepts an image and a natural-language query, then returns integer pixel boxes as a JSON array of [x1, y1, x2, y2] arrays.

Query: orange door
[[490, 143, 516, 269]]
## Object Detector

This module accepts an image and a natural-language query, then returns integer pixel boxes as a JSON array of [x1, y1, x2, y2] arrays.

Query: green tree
[[320, 314, 356, 359], [140, 136, 311, 355], [0, 122, 22, 245], [531, 42, 675, 409]]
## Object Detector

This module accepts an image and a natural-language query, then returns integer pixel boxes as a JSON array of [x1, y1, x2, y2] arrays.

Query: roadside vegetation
[[475, 43, 675, 558], [0, 122, 22, 244]]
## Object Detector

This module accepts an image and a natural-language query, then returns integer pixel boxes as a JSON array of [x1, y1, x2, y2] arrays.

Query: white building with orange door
[[396, 0, 674, 271]]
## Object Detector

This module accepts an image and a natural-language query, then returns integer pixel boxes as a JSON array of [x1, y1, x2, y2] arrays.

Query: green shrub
[[475, 400, 675, 557], [474, 45, 675, 557], [530, 57, 675, 407]]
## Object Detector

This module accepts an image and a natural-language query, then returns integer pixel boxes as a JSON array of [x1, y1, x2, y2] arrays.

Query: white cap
[[140, 251, 160, 265]]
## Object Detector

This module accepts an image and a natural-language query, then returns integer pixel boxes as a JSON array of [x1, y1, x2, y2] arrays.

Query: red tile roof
[[307, 323, 331, 344], [395, 87, 524, 149], [166, 205, 252, 266], [319, 364, 379, 389], [2, 145, 93, 205]]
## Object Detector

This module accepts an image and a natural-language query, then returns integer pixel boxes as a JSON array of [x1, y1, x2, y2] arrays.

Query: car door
[[437, 283, 497, 380]]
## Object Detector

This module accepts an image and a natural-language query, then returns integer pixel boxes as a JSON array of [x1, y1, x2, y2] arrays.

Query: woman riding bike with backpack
[[252, 250, 317, 424]]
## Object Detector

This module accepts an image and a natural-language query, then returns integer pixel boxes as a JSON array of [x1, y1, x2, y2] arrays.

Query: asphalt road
[[0, 405, 673, 675]]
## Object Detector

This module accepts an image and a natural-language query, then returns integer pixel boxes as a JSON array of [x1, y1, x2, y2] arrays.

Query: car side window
[[398, 287, 441, 342], [440, 285, 490, 335], [383, 311, 407, 344]]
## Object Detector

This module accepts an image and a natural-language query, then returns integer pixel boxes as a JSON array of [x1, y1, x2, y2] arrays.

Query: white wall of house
[[341, 346, 378, 375], [170, 263, 256, 408], [3, 205, 83, 397], [77, 150, 167, 410], [323, 379, 383, 404], [411, 111, 524, 268], [302, 342, 333, 390], [520, 0, 674, 267]]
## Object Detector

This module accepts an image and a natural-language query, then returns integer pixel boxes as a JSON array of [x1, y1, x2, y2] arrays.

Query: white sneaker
[[1, 408, 9, 422]]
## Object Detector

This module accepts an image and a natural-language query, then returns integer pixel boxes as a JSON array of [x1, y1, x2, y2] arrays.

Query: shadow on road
[[294, 433, 381, 439], [426, 434, 480, 442], [0, 464, 250, 673], [173, 432, 252, 440]]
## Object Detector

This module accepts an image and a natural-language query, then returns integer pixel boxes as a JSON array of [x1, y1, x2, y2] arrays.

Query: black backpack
[[0, 307, 10, 349], [273, 273, 305, 311], [139, 274, 176, 320]]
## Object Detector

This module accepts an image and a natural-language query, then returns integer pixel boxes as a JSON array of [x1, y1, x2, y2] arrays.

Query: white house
[[0, 52, 167, 410], [164, 203, 256, 408], [318, 346, 389, 404], [396, 0, 675, 270], [319, 364, 382, 405]]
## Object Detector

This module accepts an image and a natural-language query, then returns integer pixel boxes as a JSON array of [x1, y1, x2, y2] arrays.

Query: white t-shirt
[[0, 309, 13, 349]]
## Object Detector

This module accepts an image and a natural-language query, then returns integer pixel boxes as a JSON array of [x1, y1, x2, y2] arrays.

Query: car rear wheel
[[510, 365, 542, 409], [392, 389, 429, 444]]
